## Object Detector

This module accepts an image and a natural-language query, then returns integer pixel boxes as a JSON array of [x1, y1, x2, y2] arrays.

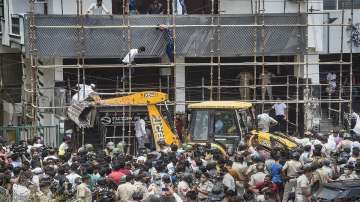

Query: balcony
[[23, 14, 306, 58]]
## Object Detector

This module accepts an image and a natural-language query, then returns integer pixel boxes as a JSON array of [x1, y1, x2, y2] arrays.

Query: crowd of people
[[0, 126, 360, 202], [87, 0, 188, 15]]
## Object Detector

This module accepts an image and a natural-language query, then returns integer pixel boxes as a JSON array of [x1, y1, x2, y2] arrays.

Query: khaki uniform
[[282, 160, 302, 202], [33, 191, 54, 202], [295, 174, 310, 202], [338, 171, 359, 180], [76, 183, 92, 202], [313, 166, 332, 185], [116, 182, 138, 202]]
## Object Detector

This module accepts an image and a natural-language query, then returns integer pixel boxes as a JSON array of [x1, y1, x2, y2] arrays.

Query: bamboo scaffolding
[[36, 61, 353, 69], [26, 0, 355, 138]]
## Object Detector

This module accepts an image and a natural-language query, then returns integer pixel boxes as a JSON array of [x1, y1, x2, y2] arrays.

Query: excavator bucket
[[67, 101, 96, 128]]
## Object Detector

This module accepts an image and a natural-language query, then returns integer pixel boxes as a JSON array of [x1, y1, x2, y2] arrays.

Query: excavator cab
[[187, 101, 300, 155], [187, 101, 254, 155]]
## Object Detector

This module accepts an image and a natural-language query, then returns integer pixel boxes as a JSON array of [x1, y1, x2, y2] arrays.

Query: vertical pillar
[[175, 56, 185, 113]]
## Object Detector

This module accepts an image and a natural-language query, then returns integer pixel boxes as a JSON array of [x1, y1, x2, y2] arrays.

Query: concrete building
[[0, 0, 358, 147]]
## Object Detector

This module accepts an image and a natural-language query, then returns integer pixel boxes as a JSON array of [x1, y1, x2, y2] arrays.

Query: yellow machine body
[[68, 91, 180, 151]]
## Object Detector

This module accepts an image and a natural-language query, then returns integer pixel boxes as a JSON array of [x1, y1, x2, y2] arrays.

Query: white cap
[[107, 142, 115, 149], [65, 129, 73, 134]]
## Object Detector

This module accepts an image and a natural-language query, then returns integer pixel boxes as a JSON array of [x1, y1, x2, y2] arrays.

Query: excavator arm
[[67, 91, 180, 150]]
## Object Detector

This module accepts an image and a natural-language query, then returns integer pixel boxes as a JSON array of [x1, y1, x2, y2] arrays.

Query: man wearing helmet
[[104, 142, 115, 158]]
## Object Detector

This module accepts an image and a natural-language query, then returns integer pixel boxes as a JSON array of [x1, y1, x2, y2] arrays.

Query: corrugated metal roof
[[188, 101, 252, 109]]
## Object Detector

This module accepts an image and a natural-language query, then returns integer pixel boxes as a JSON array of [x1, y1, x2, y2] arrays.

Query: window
[[324, 0, 360, 10], [324, 0, 337, 10], [11, 17, 20, 35], [339, 0, 352, 9], [213, 111, 237, 136], [192, 111, 209, 140]]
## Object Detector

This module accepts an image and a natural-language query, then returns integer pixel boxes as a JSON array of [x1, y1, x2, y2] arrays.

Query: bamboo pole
[[350, 0, 354, 114], [338, 8, 345, 126], [295, 0, 301, 134], [217, 1, 221, 100], [260, 0, 265, 112], [210, 0, 215, 101]]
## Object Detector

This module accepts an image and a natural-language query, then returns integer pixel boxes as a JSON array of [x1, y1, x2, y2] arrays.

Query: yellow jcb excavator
[[67, 91, 180, 151], [67, 91, 299, 154]]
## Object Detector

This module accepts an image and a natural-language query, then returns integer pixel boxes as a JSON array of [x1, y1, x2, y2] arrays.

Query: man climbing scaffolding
[[156, 24, 175, 64]]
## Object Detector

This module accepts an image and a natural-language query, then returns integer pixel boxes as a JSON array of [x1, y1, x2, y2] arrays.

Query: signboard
[[100, 116, 132, 126]]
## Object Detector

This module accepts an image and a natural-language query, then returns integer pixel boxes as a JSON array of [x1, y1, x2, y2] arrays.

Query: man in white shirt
[[87, 0, 110, 15], [134, 116, 147, 149], [66, 163, 81, 189], [257, 113, 278, 132], [71, 83, 96, 103], [351, 112, 360, 135], [122, 46, 146, 65], [121, 46, 145, 82], [272, 98, 287, 132]]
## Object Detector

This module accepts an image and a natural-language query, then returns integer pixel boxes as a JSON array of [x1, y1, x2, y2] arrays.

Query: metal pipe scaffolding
[[36, 61, 353, 69], [25, 0, 355, 138], [33, 24, 352, 29]]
